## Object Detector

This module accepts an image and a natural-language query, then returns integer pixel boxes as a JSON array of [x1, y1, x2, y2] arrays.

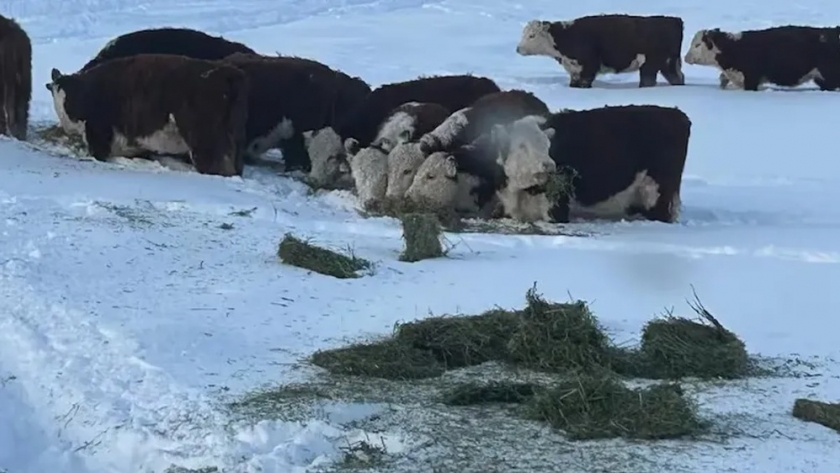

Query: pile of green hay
[[635, 290, 749, 379], [442, 381, 540, 406], [545, 165, 578, 206], [525, 375, 703, 440], [398, 213, 445, 262], [310, 339, 446, 380], [792, 398, 840, 433], [277, 233, 371, 279]]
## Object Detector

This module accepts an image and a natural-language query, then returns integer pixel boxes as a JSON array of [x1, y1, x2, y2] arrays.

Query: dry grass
[[277, 233, 372, 279]]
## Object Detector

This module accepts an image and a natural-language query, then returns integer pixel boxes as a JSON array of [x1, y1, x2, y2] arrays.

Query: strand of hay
[[310, 339, 445, 380], [524, 375, 703, 441], [442, 381, 540, 406], [398, 213, 444, 262], [792, 398, 840, 433], [277, 233, 371, 279], [638, 287, 748, 379]]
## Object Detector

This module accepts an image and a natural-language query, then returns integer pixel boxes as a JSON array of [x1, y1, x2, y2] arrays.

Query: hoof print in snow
[[277, 232, 372, 279]]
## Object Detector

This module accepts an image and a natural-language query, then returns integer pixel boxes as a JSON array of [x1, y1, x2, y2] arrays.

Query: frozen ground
[[2, 0, 840, 471]]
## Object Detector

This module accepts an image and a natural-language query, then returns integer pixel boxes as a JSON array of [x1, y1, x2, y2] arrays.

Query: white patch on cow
[[109, 114, 190, 158], [372, 111, 416, 152], [601, 54, 646, 73], [495, 116, 556, 222], [348, 146, 389, 208], [386, 142, 428, 198], [569, 170, 661, 221], [669, 192, 682, 222], [418, 107, 470, 151], [684, 29, 722, 66], [50, 88, 86, 142], [306, 127, 352, 188], [516, 20, 559, 58], [246, 118, 294, 158]]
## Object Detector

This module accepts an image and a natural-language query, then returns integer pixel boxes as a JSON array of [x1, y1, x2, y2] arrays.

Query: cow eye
[[426, 173, 434, 179], [402, 169, 412, 175]]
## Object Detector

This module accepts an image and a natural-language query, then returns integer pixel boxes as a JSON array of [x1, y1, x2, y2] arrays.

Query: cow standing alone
[[684, 26, 840, 91], [516, 14, 685, 88], [46, 54, 249, 176], [0, 14, 32, 141]]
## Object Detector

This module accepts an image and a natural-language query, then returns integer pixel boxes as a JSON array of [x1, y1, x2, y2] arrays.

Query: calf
[[0, 14, 32, 141], [81, 27, 256, 72], [405, 115, 557, 222], [516, 14, 685, 88], [46, 54, 249, 177], [219, 52, 371, 184], [542, 105, 691, 223], [386, 89, 550, 199], [684, 26, 840, 91]]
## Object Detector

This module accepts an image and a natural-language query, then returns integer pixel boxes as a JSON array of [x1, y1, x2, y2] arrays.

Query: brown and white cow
[[0, 14, 32, 141], [219, 52, 371, 186], [405, 115, 557, 222], [46, 54, 249, 177], [516, 14, 685, 88], [684, 26, 840, 91], [541, 105, 691, 223], [81, 27, 256, 72]]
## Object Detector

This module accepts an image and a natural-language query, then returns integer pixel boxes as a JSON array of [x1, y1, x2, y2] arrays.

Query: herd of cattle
[[0, 12, 836, 224]]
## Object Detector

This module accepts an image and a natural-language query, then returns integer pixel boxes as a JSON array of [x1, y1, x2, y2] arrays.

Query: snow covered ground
[[2, 0, 840, 471]]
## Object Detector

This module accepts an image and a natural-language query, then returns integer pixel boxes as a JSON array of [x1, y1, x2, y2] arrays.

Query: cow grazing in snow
[[516, 14, 685, 88], [0, 14, 32, 141], [386, 89, 550, 200], [219, 52, 371, 185], [542, 105, 691, 224], [684, 26, 840, 91], [404, 115, 558, 223], [46, 54, 249, 177], [80, 27, 256, 72]]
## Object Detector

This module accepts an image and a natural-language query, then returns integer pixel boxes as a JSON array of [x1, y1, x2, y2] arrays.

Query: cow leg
[[84, 121, 114, 161], [548, 198, 570, 223], [569, 64, 598, 89], [718, 73, 730, 89], [638, 62, 659, 88], [660, 56, 685, 86], [742, 74, 761, 91], [280, 133, 312, 172]]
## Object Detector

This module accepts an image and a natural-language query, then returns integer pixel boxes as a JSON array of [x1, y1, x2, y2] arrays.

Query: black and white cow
[[684, 25, 840, 91], [516, 14, 685, 88]]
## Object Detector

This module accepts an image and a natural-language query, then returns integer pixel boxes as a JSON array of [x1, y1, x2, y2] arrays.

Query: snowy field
[[2, 0, 840, 471]]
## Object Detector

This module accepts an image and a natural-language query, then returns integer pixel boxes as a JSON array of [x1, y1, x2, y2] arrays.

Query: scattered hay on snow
[[398, 213, 444, 262], [792, 398, 840, 433], [310, 338, 445, 380], [442, 380, 540, 406], [524, 375, 704, 441], [277, 233, 371, 279]]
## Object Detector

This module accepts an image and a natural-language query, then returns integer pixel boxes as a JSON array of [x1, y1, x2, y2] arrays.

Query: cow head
[[492, 115, 557, 222], [516, 20, 556, 57], [45, 68, 87, 138], [685, 29, 726, 66], [404, 151, 481, 215], [385, 141, 428, 199], [304, 127, 353, 189], [346, 143, 389, 209], [371, 108, 416, 153]]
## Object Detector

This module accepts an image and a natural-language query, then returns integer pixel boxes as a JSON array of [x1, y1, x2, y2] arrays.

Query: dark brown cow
[[684, 26, 840, 91], [0, 14, 32, 141], [46, 54, 249, 177], [542, 105, 691, 223], [81, 27, 256, 72], [220, 52, 371, 181], [516, 14, 685, 88]]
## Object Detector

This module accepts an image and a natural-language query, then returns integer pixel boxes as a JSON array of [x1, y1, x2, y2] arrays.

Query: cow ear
[[444, 156, 458, 178], [51, 68, 62, 82], [543, 127, 555, 140], [344, 138, 360, 156]]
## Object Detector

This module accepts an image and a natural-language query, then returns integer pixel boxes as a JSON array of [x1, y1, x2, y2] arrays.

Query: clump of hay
[[394, 309, 520, 369], [31, 124, 88, 156], [310, 339, 445, 380], [277, 233, 371, 279], [525, 375, 703, 440], [506, 284, 614, 373], [638, 287, 749, 379], [398, 213, 445, 262], [792, 398, 840, 433], [545, 165, 578, 205], [442, 381, 540, 406], [363, 195, 464, 231]]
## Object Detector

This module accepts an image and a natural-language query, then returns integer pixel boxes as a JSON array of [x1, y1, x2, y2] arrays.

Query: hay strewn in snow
[[792, 398, 840, 433], [277, 233, 371, 279], [398, 213, 444, 262]]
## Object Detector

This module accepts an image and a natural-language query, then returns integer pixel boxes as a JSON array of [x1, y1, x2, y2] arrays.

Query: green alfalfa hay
[[792, 398, 840, 433], [506, 284, 614, 373], [277, 233, 371, 279], [524, 374, 704, 441], [639, 287, 749, 379], [394, 309, 521, 369], [309, 338, 446, 380], [442, 380, 541, 406], [545, 165, 578, 205], [398, 213, 444, 262]]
